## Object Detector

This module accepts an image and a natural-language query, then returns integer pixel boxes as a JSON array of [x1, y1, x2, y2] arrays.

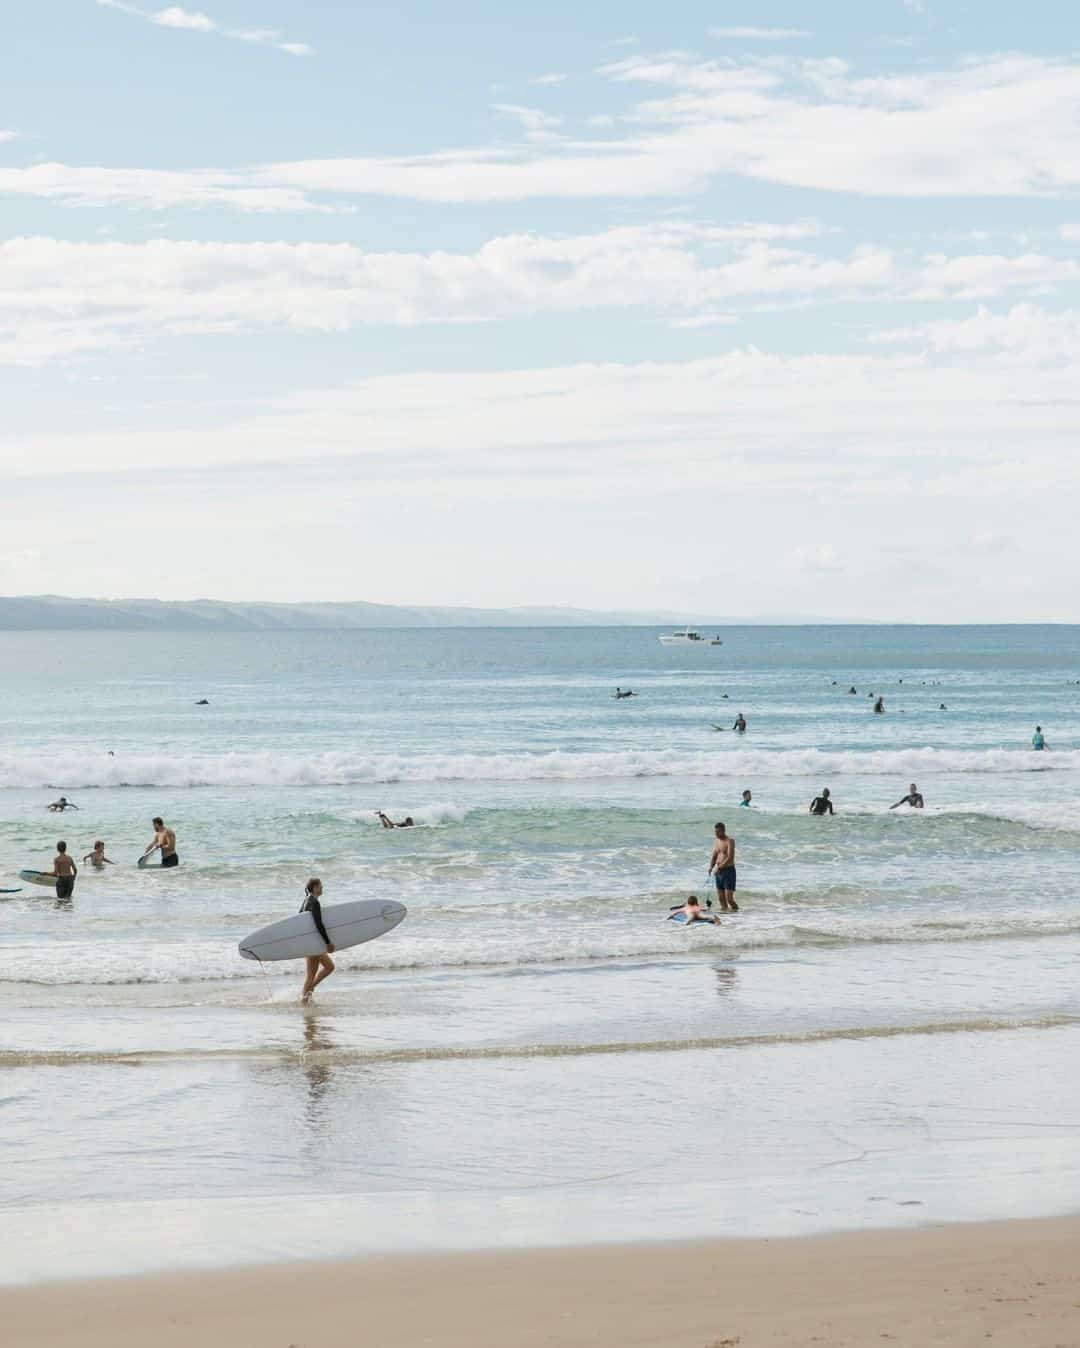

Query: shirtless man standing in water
[[143, 817, 179, 868], [707, 822, 739, 912], [51, 841, 78, 900]]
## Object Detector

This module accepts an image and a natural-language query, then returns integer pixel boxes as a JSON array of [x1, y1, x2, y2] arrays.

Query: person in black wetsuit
[[300, 877, 336, 1004], [809, 788, 834, 815]]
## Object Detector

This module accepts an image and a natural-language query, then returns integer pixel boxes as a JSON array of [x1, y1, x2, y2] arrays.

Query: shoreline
[[4, 1216, 1079, 1347]]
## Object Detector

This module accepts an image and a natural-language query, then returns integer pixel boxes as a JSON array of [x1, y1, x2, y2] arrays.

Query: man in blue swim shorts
[[708, 821, 739, 912]]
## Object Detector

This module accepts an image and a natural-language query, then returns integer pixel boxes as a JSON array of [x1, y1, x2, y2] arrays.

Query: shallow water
[[3, 625, 1080, 1279]]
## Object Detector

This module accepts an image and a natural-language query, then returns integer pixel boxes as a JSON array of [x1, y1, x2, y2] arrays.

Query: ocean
[[4, 625, 1080, 1281]]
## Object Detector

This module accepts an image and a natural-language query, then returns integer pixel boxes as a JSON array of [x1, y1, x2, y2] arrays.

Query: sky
[[2, 0, 1080, 620]]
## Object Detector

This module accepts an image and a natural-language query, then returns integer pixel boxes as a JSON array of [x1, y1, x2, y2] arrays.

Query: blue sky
[[2, 1, 1080, 618]]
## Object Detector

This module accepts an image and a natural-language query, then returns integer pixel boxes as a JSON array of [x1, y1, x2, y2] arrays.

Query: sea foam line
[[0, 745, 1074, 789]]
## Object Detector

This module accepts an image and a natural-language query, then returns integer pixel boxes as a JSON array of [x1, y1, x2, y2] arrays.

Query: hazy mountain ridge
[[0, 596, 862, 630]]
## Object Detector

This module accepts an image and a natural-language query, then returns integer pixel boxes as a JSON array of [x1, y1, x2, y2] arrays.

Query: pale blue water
[[3, 626, 1080, 1281]]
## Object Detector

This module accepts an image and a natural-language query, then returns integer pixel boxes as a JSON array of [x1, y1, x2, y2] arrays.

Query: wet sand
[[5, 1216, 1079, 1347]]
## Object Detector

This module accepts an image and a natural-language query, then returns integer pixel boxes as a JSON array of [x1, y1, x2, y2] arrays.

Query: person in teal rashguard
[[1032, 726, 1047, 750], [739, 790, 752, 807]]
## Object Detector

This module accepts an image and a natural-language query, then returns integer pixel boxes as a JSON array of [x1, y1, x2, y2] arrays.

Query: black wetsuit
[[300, 893, 331, 947], [809, 796, 834, 815]]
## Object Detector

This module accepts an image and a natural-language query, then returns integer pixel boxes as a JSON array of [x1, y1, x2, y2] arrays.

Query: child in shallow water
[[669, 895, 720, 925]]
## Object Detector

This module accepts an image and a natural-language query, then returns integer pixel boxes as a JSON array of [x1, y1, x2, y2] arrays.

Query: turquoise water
[[3, 626, 1080, 1280]]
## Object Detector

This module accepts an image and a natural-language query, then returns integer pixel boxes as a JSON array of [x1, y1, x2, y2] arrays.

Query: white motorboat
[[658, 628, 722, 646]]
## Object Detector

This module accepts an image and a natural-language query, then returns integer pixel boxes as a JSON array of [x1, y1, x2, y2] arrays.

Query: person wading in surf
[[707, 822, 739, 912], [300, 877, 336, 1005], [51, 841, 77, 900], [142, 817, 178, 868]]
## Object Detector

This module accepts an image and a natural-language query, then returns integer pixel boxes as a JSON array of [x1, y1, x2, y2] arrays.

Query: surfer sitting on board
[[143, 817, 179, 868], [376, 811, 415, 828], [669, 895, 719, 925], [300, 878, 336, 1004], [47, 796, 78, 812], [51, 841, 77, 900], [83, 841, 114, 868]]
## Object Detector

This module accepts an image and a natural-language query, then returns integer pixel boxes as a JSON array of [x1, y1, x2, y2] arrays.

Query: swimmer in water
[[809, 788, 834, 816], [739, 789, 752, 807], [83, 841, 114, 868], [874, 696, 885, 714], [47, 796, 78, 812], [1032, 726, 1047, 750], [299, 877, 335, 1004], [732, 712, 747, 733], [614, 687, 637, 699], [376, 812, 415, 828], [890, 783, 925, 810]]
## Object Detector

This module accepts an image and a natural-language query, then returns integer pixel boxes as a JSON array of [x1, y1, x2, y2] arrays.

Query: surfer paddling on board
[[669, 895, 720, 925], [143, 817, 178, 868], [300, 878, 335, 1004], [83, 841, 114, 868], [51, 841, 77, 900], [47, 796, 78, 812], [708, 822, 739, 912], [376, 812, 414, 829]]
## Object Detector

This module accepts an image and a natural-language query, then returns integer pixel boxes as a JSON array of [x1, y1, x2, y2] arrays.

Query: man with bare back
[[707, 821, 739, 912]]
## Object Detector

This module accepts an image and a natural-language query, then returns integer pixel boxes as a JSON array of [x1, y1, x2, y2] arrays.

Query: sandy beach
[[4, 1217, 1079, 1348]]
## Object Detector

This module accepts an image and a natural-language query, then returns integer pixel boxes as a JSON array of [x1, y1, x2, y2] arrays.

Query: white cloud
[[711, 27, 810, 40], [2, 226, 1079, 365], [528, 73, 568, 86], [492, 104, 564, 141], [17, 49, 1080, 208], [95, 0, 313, 56]]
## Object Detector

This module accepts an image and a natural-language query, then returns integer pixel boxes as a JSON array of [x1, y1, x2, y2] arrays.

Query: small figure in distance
[[708, 822, 739, 912], [669, 895, 720, 926], [47, 796, 78, 812], [376, 811, 415, 828], [300, 877, 335, 1005], [809, 788, 834, 816], [51, 840, 77, 900], [848, 686, 857, 695], [739, 789, 752, 807], [143, 816, 179, 868], [874, 696, 885, 714], [1032, 725, 1047, 751], [83, 841, 114, 869], [732, 712, 747, 733], [890, 782, 925, 810], [195, 698, 210, 706], [614, 687, 637, 699], [939, 703, 947, 710]]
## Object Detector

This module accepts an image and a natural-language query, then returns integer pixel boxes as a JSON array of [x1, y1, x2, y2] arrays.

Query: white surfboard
[[238, 899, 406, 962], [19, 869, 59, 888]]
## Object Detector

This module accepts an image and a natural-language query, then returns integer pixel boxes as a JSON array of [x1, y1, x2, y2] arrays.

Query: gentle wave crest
[[0, 745, 1074, 789]]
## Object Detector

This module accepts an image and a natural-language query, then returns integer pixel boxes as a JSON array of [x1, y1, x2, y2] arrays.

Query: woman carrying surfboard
[[300, 878, 336, 1004]]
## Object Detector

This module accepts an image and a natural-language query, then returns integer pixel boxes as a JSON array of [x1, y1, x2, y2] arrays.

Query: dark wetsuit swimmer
[[809, 790, 834, 815]]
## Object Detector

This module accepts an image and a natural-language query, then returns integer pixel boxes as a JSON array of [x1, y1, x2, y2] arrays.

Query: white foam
[[0, 746, 1074, 789]]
